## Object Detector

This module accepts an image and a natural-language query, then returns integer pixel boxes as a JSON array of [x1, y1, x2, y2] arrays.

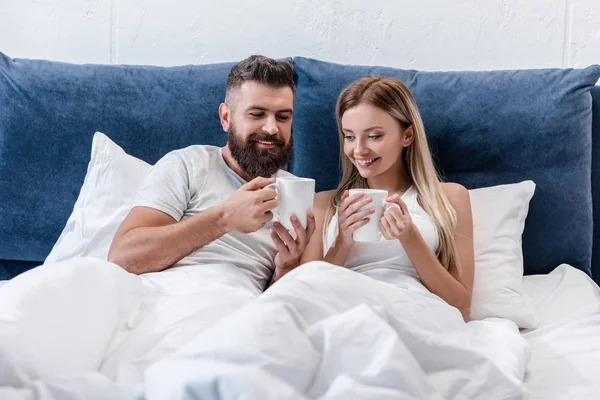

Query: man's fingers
[[260, 198, 279, 211], [262, 210, 274, 224], [241, 176, 276, 191]]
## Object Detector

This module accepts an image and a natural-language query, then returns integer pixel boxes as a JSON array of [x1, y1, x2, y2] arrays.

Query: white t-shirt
[[132, 145, 293, 291]]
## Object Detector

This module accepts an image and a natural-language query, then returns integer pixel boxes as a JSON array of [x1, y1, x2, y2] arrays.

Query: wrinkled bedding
[[0, 258, 530, 399]]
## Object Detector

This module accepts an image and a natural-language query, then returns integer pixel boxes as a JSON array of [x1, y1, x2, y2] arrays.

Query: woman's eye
[[369, 135, 382, 139], [344, 135, 354, 140]]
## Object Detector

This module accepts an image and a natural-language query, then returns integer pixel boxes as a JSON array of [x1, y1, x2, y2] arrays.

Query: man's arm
[[108, 177, 277, 275], [107, 206, 228, 274]]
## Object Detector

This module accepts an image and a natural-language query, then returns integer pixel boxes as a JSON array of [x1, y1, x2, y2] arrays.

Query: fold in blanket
[[0, 259, 531, 400], [145, 262, 531, 400]]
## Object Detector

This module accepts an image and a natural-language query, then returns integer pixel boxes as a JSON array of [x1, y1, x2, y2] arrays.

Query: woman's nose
[[354, 139, 368, 155]]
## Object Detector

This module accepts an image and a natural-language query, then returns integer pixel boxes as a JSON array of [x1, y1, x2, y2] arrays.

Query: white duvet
[[0, 258, 531, 399]]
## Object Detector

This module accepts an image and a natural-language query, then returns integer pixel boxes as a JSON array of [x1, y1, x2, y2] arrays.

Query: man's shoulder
[[175, 144, 220, 160], [152, 145, 221, 185], [275, 169, 296, 178], [163, 145, 221, 170]]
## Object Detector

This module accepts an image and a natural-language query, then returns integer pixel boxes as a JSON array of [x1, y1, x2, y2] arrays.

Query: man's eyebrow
[[247, 105, 267, 111], [246, 105, 293, 113]]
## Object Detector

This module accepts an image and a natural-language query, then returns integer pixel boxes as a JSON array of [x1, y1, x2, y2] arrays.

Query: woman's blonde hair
[[325, 76, 460, 271]]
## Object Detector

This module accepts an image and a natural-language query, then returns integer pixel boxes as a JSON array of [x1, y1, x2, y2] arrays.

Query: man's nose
[[263, 115, 279, 135]]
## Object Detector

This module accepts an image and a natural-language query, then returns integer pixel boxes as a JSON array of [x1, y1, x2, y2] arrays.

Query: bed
[[522, 265, 600, 398], [1, 53, 599, 399]]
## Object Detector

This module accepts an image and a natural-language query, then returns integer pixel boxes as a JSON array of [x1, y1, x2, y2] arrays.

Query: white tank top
[[324, 186, 439, 290]]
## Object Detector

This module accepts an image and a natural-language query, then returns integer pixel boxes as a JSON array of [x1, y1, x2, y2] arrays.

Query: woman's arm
[[270, 191, 337, 285], [301, 190, 375, 267], [298, 191, 335, 265], [382, 183, 474, 321]]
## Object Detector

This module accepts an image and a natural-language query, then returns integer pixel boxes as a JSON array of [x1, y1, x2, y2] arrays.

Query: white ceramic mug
[[348, 188, 398, 242], [266, 177, 315, 230]]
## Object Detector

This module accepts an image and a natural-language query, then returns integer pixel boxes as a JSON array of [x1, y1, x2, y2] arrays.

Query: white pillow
[[44, 132, 150, 264], [46, 133, 538, 329], [468, 181, 538, 329]]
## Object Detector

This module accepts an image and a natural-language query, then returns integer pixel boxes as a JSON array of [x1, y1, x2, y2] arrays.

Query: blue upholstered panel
[[0, 260, 38, 280], [591, 86, 600, 285], [0, 53, 236, 264], [291, 57, 600, 278]]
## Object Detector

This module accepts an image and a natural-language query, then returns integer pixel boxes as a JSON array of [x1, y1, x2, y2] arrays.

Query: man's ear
[[403, 125, 415, 147], [219, 102, 231, 132]]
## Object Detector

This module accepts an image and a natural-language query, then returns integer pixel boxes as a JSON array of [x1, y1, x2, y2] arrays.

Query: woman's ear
[[402, 125, 415, 147]]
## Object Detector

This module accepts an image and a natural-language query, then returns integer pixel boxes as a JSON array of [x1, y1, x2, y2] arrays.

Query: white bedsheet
[[522, 264, 600, 399], [145, 262, 530, 399], [0, 258, 260, 399], [0, 258, 532, 399]]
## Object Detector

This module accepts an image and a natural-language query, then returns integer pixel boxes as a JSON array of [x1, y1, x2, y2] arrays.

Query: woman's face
[[341, 103, 411, 180]]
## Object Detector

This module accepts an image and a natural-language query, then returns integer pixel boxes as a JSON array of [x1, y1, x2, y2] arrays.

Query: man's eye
[[250, 113, 264, 118], [277, 115, 290, 121]]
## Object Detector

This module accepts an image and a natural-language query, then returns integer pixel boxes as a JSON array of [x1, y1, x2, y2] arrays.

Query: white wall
[[1, 0, 598, 70]]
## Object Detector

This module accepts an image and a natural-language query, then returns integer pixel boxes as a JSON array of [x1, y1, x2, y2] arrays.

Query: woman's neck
[[367, 165, 412, 196]]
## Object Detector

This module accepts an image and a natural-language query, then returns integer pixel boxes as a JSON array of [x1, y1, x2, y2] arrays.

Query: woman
[[300, 76, 474, 321]]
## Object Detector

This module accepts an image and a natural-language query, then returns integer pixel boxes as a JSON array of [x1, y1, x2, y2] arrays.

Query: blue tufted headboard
[[0, 53, 236, 279], [591, 86, 600, 284], [1, 53, 599, 285]]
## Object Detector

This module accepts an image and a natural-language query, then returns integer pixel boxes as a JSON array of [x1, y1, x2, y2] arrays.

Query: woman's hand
[[379, 194, 414, 240], [271, 211, 316, 272], [336, 190, 375, 246]]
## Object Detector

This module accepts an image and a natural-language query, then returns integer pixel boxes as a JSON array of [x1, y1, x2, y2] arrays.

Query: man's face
[[224, 81, 294, 178]]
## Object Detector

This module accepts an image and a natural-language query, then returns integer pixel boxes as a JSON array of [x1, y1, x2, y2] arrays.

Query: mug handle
[[265, 183, 279, 220]]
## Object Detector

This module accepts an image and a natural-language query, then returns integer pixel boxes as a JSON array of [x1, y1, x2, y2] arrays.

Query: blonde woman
[[299, 76, 474, 321]]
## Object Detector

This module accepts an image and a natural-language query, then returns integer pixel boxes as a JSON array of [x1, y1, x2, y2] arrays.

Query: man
[[108, 55, 315, 291], [0, 56, 315, 393]]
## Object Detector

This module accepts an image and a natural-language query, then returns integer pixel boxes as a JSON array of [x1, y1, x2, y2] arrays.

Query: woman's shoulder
[[441, 182, 468, 196], [440, 182, 471, 212], [315, 189, 337, 209]]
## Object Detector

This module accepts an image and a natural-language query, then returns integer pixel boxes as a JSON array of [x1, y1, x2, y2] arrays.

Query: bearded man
[[109, 55, 315, 292]]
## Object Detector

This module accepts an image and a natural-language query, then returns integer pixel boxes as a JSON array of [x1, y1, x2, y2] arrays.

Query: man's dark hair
[[225, 55, 295, 103]]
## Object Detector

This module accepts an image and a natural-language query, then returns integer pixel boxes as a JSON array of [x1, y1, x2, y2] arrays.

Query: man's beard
[[227, 123, 292, 178]]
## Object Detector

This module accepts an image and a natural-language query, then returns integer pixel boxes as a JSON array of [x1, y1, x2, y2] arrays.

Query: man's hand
[[220, 177, 278, 233], [270, 211, 316, 280]]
